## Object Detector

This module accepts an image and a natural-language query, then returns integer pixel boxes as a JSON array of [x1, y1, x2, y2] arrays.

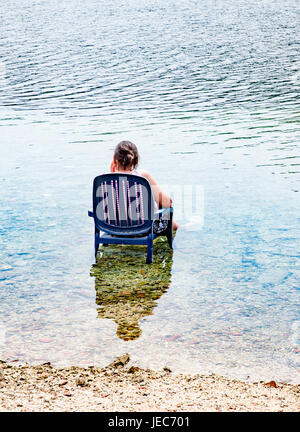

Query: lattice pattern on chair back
[[93, 174, 155, 235]]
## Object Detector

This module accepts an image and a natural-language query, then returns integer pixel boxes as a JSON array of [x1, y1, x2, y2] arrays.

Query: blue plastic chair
[[88, 173, 173, 263]]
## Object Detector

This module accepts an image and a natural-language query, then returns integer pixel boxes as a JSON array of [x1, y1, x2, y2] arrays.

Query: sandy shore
[[0, 355, 299, 412]]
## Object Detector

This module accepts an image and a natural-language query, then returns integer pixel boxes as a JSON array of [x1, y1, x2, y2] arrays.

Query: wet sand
[[0, 356, 299, 412]]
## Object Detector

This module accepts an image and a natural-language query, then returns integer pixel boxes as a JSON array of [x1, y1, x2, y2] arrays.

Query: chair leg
[[167, 230, 173, 249], [167, 213, 173, 249], [146, 236, 153, 264], [94, 230, 99, 260], [94, 242, 99, 260]]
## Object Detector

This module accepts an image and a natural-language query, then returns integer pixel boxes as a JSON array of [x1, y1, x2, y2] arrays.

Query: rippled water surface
[[0, 0, 299, 383]]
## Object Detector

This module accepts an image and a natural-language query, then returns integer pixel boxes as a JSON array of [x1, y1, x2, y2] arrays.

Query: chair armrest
[[88, 211, 94, 217], [154, 207, 173, 218]]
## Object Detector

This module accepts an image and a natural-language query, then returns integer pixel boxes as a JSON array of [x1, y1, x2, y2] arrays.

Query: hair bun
[[125, 151, 134, 162], [114, 141, 139, 169]]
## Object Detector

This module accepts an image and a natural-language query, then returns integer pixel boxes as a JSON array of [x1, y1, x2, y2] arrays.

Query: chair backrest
[[92, 173, 155, 235]]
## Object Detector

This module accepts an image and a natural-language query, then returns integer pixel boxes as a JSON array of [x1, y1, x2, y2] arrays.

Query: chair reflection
[[90, 238, 173, 341]]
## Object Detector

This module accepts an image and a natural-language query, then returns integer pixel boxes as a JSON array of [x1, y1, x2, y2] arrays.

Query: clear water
[[0, 0, 299, 383]]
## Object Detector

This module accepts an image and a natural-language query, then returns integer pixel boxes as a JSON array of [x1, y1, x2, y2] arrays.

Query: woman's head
[[113, 140, 139, 171]]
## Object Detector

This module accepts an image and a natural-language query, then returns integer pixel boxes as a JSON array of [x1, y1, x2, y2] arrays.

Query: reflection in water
[[91, 238, 173, 341]]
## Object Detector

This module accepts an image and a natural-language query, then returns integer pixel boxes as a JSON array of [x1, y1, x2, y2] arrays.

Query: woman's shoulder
[[138, 169, 150, 177], [131, 169, 157, 186], [132, 168, 149, 177], [138, 169, 155, 183]]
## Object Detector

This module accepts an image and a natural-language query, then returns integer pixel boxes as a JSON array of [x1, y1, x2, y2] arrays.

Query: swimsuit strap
[[131, 168, 141, 176]]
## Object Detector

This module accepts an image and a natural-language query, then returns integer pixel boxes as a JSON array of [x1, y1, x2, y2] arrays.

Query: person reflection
[[91, 238, 173, 341]]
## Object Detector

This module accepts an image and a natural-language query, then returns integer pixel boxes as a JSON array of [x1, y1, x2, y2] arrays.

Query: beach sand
[[0, 356, 299, 412]]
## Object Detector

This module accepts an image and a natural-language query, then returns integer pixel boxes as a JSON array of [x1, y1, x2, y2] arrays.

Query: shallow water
[[0, 0, 299, 383]]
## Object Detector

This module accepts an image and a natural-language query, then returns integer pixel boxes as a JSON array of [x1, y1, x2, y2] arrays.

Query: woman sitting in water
[[110, 140, 179, 232]]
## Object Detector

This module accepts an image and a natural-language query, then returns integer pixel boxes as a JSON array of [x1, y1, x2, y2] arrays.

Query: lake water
[[0, 0, 299, 383]]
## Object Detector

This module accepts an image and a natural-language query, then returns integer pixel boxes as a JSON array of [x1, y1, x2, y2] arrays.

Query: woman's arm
[[140, 170, 172, 208]]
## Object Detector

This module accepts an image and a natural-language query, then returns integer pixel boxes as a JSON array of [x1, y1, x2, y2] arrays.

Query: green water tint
[[90, 237, 173, 341]]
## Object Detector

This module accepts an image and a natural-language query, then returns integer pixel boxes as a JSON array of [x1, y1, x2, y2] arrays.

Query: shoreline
[[0, 356, 299, 412]]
